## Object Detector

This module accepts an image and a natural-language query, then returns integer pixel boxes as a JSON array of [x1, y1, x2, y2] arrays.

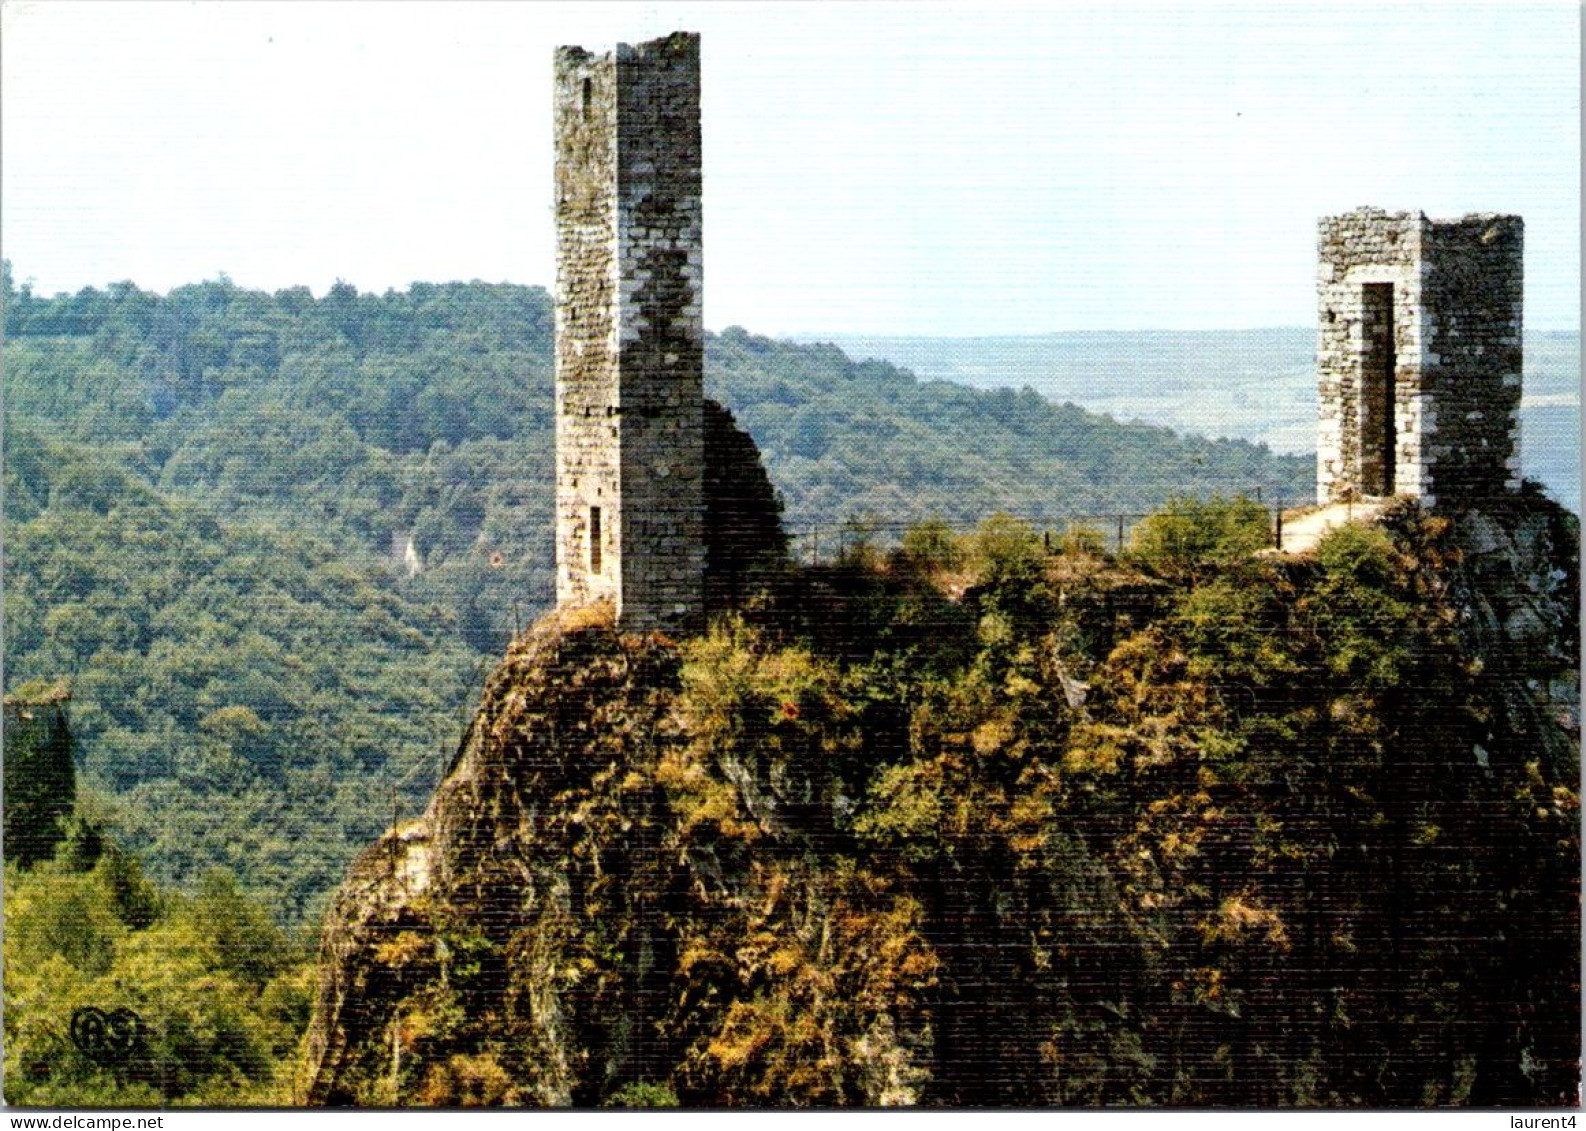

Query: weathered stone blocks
[[554, 32, 705, 632], [1316, 207, 1524, 508]]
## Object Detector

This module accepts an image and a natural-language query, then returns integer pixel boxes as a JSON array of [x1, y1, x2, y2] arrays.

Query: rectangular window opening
[[589, 506, 603, 574], [1360, 283, 1396, 495]]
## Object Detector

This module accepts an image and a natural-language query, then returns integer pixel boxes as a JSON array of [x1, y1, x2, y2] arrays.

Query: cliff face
[[1431, 496, 1579, 774], [302, 605, 934, 1106], [302, 496, 1578, 1108]]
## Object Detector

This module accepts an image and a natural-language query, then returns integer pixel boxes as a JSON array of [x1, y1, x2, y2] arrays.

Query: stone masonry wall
[[1316, 207, 1523, 507], [554, 44, 621, 611], [1316, 209, 1426, 504], [614, 33, 705, 632], [554, 33, 705, 632], [1420, 215, 1524, 505]]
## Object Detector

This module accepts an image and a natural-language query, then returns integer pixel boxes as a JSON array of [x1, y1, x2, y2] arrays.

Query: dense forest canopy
[[3, 267, 1309, 920]]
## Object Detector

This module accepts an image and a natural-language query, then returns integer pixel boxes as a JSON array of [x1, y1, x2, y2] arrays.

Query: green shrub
[[898, 517, 965, 573], [972, 513, 1043, 582], [1127, 495, 1271, 576], [1314, 521, 1400, 584], [605, 1080, 680, 1107], [1308, 523, 1415, 686]]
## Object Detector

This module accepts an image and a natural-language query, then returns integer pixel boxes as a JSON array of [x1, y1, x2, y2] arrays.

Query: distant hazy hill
[[706, 327, 1312, 537], [814, 329, 1580, 513]]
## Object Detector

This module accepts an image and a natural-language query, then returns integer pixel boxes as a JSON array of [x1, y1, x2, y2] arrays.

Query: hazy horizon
[[6, 265, 1580, 342]]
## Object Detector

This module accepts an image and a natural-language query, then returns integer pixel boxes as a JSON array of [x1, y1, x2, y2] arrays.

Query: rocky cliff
[[302, 603, 935, 1106], [302, 494, 1578, 1107]]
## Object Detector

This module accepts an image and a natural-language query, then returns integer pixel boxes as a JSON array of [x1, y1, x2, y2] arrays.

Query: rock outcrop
[[302, 493, 1578, 1107], [302, 607, 932, 1106]]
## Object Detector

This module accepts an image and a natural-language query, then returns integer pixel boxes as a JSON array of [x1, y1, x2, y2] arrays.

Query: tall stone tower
[[554, 32, 705, 632], [1316, 207, 1524, 507]]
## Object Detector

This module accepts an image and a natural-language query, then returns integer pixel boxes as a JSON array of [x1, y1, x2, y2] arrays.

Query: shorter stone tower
[[1316, 207, 1523, 507], [554, 32, 705, 631]]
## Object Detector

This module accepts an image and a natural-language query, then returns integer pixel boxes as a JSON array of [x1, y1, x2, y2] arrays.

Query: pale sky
[[2, 1, 1578, 334]]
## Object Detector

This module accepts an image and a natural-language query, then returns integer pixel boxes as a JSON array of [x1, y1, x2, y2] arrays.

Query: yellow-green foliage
[[898, 518, 965, 574], [673, 617, 859, 840], [856, 655, 1065, 873], [674, 860, 935, 1106], [4, 848, 314, 1107], [1127, 495, 1270, 576], [970, 513, 1044, 581], [1314, 521, 1401, 578], [416, 1052, 513, 1106], [1308, 523, 1416, 686], [679, 618, 838, 748], [302, 495, 1580, 1109], [1173, 568, 1305, 685], [604, 1080, 680, 1107]]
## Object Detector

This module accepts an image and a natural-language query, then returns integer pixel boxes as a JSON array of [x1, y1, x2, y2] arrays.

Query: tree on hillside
[[4, 682, 75, 868]]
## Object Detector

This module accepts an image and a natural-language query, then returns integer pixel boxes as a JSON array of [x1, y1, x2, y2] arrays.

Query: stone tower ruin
[[554, 32, 705, 632], [1316, 207, 1524, 507]]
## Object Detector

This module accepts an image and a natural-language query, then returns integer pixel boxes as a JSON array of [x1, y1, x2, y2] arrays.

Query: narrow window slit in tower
[[589, 506, 603, 574], [582, 78, 592, 114]]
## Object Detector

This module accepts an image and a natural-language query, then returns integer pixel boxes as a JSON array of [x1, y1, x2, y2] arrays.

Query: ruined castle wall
[[553, 33, 704, 631], [1419, 215, 1524, 504], [1316, 208, 1523, 508], [1316, 209, 1427, 503]]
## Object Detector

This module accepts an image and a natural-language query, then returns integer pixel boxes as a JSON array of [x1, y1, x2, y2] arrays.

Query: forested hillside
[[816, 328, 1582, 514], [3, 687, 315, 1106], [3, 267, 1309, 919]]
